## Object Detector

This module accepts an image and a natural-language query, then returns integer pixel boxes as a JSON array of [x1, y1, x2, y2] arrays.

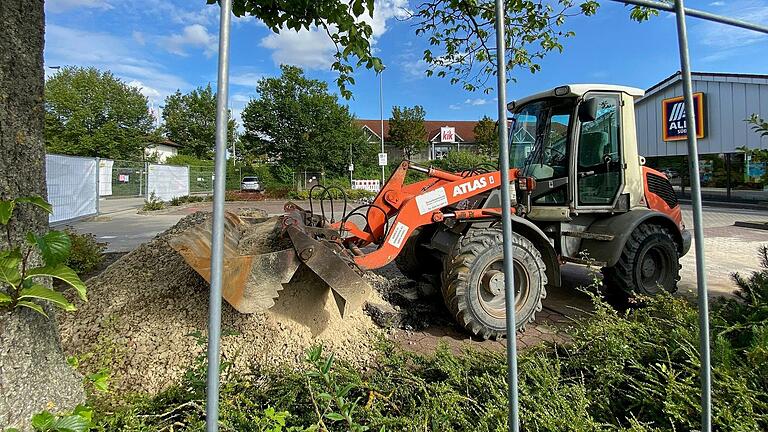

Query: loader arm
[[330, 160, 521, 271]]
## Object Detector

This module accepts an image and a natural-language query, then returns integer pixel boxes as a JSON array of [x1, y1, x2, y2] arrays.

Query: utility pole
[[379, 71, 385, 185]]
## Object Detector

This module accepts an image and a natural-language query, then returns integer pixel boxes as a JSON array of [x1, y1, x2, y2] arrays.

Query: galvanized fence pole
[[672, 1, 711, 429], [206, 0, 232, 431], [493, 0, 519, 431], [611, 1, 768, 429], [95, 157, 101, 214]]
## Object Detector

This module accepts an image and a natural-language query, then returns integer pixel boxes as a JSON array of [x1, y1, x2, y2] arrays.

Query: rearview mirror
[[578, 98, 598, 122]]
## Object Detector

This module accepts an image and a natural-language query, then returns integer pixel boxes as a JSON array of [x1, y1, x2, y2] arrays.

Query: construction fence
[[46, 154, 244, 224]]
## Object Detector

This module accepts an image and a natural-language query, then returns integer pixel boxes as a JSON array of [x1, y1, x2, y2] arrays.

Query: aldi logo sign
[[662, 92, 706, 142]]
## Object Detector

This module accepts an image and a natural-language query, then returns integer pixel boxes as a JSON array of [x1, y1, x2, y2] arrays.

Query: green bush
[[168, 195, 207, 207], [89, 249, 768, 431], [142, 192, 164, 211], [164, 154, 214, 167], [287, 187, 376, 201], [64, 229, 106, 275]]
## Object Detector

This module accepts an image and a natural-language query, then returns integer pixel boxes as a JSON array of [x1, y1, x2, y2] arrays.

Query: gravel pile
[[58, 212, 382, 396]]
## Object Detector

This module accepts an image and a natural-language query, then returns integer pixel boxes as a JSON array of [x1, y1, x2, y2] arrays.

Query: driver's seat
[[579, 131, 608, 167]]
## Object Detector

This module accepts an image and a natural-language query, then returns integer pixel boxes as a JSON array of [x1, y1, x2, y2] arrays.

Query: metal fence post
[[672, 1, 711, 429], [493, 0, 520, 431], [95, 157, 101, 214], [206, 0, 232, 430]]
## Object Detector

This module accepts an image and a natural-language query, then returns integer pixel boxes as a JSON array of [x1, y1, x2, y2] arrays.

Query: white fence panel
[[352, 179, 380, 192], [147, 164, 189, 201], [46, 154, 98, 224], [99, 159, 114, 196]]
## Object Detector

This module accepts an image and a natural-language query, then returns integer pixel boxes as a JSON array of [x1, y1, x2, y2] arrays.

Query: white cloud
[[132, 31, 146, 46], [709, 1, 725, 6], [230, 71, 264, 88], [464, 98, 488, 106], [261, 28, 335, 69], [46, 0, 113, 13], [696, 1, 768, 51], [120, 0, 217, 26], [231, 93, 251, 105], [400, 56, 429, 80], [162, 24, 218, 57], [128, 80, 161, 100], [45, 24, 190, 104], [448, 104, 461, 110], [259, 0, 409, 69]]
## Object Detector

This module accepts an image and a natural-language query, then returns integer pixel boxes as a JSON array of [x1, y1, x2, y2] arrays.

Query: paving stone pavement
[[679, 205, 768, 296]]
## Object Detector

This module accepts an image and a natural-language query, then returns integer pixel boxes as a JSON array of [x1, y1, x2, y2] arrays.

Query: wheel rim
[[639, 246, 671, 291], [477, 259, 531, 320]]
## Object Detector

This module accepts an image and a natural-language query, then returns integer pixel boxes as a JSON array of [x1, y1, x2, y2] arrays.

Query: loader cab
[[508, 85, 646, 220]]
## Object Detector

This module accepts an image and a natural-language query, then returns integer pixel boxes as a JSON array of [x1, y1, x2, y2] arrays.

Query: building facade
[[635, 72, 768, 203], [357, 119, 481, 162], [144, 139, 183, 163]]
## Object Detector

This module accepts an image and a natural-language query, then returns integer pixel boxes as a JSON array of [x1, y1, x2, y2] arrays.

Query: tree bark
[[0, 1, 85, 429]]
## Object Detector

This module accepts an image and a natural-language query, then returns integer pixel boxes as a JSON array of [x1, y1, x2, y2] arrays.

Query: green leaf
[[31, 411, 55, 429], [0, 200, 15, 225], [87, 369, 110, 393], [0, 250, 22, 287], [72, 405, 93, 422], [324, 412, 345, 422], [0, 291, 11, 306], [67, 355, 80, 368], [34, 230, 72, 266], [16, 300, 47, 317], [16, 196, 53, 215], [51, 414, 90, 432], [19, 284, 76, 312], [26, 264, 86, 302]]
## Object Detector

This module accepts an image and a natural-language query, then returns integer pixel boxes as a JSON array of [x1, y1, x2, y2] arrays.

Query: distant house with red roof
[[356, 119, 481, 161]]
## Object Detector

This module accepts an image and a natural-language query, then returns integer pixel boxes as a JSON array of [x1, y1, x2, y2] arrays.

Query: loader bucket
[[168, 212, 300, 313], [169, 210, 371, 318]]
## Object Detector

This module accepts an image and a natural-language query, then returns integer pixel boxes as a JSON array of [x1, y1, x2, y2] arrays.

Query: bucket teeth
[[286, 225, 371, 317]]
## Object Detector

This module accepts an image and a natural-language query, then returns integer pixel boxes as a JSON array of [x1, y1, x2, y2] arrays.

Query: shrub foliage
[[85, 249, 768, 431]]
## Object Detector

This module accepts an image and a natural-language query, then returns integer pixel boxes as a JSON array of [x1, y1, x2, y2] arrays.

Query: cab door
[[572, 93, 624, 210]]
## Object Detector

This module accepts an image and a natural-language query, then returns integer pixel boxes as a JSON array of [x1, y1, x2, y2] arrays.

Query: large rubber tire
[[395, 228, 441, 281], [603, 223, 681, 296], [441, 228, 548, 339]]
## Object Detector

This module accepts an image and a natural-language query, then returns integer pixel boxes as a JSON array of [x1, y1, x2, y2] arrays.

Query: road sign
[[378, 152, 388, 166], [348, 163, 354, 172]]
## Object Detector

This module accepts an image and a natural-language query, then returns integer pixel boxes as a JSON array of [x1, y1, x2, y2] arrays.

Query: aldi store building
[[635, 71, 768, 203]]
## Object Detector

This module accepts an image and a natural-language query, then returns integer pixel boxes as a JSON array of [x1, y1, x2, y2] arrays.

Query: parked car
[[661, 168, 679, 179], [240, 176, 263, 192]]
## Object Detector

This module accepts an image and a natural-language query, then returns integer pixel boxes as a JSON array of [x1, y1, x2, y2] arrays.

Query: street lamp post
[[379, 71, 385, 185]]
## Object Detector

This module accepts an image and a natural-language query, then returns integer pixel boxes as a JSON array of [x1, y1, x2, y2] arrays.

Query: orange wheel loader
[[171, 84, 691, 339]]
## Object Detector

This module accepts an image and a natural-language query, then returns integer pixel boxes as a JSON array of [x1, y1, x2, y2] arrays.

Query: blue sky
[[44, 0, 768, 126]]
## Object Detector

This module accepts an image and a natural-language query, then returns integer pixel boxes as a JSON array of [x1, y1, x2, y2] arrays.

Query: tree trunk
[[0, 1, 85, 429]]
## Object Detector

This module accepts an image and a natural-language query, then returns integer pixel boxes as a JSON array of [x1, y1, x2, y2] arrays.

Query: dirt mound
[[58, 212, 382, 396]]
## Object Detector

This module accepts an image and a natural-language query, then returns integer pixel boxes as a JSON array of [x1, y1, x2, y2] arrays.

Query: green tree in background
[[162, 84, 236, 160], [44, 67, 155, 160], [241, 65, 375, 177], [413, 1, 658, 93], [474, 115, 498, 157], [388, 106, 427, 160]]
